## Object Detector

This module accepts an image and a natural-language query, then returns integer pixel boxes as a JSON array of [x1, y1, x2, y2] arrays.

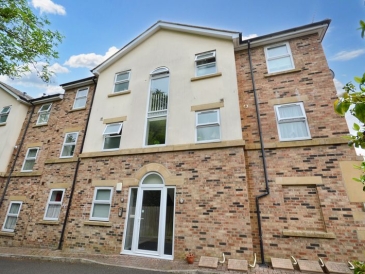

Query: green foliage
[[358, 20, 365, 38], [0, 0, 63, 82], [334, 20, 365, 191], [353, 260, 365, 274]]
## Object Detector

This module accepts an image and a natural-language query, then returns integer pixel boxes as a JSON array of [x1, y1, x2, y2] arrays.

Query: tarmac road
[[0, 257, 172, 274]]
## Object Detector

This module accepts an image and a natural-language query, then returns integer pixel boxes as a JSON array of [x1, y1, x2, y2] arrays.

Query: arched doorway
[[122, 172, 175, 259]]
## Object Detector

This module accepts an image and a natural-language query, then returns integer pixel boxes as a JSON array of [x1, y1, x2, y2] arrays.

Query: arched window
[[145, 67, 169, 146], [141, 173, 164, 185]]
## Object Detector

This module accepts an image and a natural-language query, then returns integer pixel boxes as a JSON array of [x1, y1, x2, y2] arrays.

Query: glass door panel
[[137, 190, 161, 252], [164, 188, 175, 255], [124, 188, 138, 251]]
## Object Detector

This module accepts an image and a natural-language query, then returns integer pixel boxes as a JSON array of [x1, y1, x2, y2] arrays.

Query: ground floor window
[[2, 201, 22, 232]]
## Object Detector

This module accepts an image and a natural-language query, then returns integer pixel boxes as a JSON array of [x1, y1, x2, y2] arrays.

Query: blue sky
[[1, 0, 365, 98]]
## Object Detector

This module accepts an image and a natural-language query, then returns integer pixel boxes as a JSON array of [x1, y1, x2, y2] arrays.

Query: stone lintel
[[103, 116, 127, 124], [283, 229, 336, 239], [92, 180, 118, 187], [276, 176, 322, 186], [37, 221, 60, 225], [191, 101, 224, 112], [45, 157, 78, 164]]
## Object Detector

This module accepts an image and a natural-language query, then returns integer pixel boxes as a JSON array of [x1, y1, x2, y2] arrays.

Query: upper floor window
[[274, 102, 311, 141], [114, 71, 130, 93], [44, 189, 64, 221], [196, 109, 221, 143], [21, 147, 39, 172], [103, 123, 123, 150], [195, 51, 216, 77], [90, 187, 113, 221], [60, 132, 78, 158], [73, 87, 89, 109], [265, 42, 294, 73], [2, 201, 22, 232], [145, 67, 169, 146], [0, 106, 11, 124], [37, 103, 52, 125]]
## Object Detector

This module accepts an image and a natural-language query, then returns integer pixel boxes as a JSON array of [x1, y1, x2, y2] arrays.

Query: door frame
[[121, 172, 175, 260]]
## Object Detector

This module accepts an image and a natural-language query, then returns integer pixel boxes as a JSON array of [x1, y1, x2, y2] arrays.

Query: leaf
[[354, 76, 362, 84], [353, 103, 365, 123], [353, 123, 360, 131], [353, 177, 361, 182], [334, 99, 350, 115]]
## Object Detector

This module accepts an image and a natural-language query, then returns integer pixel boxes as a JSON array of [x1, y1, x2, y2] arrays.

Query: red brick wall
[[63, 147, 254, 258], [0, 84, 94, 249], [236, 33, 363, 262]]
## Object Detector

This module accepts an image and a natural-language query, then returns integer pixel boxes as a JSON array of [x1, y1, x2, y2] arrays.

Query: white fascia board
[[92, 22, 240, 75], [31, 94, 64, 105], [0, 84, 21, 101], [61, 79, 94, 90], [235, 24, 329, 51]]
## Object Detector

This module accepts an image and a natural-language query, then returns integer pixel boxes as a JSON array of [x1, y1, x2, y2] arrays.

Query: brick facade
[[63, 147, 254, 258], [235, 33, 364, 262], [0, 81, 95, 248]]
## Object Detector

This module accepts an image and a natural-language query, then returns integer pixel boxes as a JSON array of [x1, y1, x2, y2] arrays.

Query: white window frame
[[73, 87, 89, 109], [90, 187, 113, 221], [43, 189, 65, 221], [102, 123, 123, 151], [195, 50, 217, 77], [114, 71, 130, 93], [2, 201, 22, 232], [195, 109, 221, 143], [36, 103, 52, 125], [0, 106, 11, 124], [21, 147, 39, 172], [264, 42, 294, 73], [274, 102, 311, 141], [60, 132, 79, 158]]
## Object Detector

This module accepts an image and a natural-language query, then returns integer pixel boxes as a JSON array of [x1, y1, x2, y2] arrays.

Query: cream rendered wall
[[83, 29, 241, 152], [0, 91, 28, 173]]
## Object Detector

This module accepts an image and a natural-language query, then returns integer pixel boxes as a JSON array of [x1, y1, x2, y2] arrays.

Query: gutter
[[247, 40, 270, 265], [58, 77, 97, 250], [0, 102, 35, 208]]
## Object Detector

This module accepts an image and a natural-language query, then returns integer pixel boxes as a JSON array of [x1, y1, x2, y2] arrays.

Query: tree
[[0, 0, 63, 82], [334, 20, 365, 191]]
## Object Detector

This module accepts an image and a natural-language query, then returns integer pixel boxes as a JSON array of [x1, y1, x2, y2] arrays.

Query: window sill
[[282, 230, 335, 239], [108, 90, 131, 97], [0, 231, 15, 237], [45, 157, 78, 164], [33, 123, 48, 128], [191, 72, 222, 82], [38, 220, 60, 225], [0, 123, 6, 127], [69, 107, 86, 113], [84, 221, 112, 227], [12, 171, 42, 177], [264, 69, 301, 77]]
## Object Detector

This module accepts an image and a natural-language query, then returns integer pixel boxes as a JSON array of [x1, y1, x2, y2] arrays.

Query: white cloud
[[64, 46, 119, 69], [31, 0, 66, 15], [331, 49, 365, 61], [333, 78, 345, 97], [0, 62, 69, 97], [50, 63, 69, 74], [241, 34, 258, 40]]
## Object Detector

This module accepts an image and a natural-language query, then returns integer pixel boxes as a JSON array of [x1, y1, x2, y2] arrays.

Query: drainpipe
[[0, 102, 35, 208], [58, 77, 98, 250], [247, 40, 270, 265]]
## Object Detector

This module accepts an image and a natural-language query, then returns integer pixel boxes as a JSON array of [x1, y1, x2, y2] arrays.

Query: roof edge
[[236, 19, 331, 50], [92, 21, 241, 75]]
